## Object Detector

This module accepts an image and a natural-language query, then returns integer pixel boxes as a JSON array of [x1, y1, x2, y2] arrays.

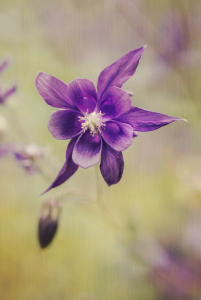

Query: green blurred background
[[0, 0, 201, 299]]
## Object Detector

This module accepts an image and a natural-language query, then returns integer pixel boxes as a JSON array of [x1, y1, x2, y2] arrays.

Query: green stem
[[95, 164, 102, 202]]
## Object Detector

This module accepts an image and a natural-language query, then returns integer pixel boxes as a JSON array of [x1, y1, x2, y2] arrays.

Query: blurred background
[[0, 0, 201, 299]]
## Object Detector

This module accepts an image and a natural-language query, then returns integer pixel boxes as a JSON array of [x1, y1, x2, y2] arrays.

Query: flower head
[[35, 46, 184, 193]]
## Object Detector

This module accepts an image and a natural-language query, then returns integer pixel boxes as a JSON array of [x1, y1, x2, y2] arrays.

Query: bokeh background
[[0, 0, 201, 299]]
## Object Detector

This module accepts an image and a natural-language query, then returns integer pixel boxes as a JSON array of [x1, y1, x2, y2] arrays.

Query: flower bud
[[38, 199, 62, 249]]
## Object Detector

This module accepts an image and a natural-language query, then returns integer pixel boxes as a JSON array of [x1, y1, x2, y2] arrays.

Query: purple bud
[[38, 199, 62, 249]]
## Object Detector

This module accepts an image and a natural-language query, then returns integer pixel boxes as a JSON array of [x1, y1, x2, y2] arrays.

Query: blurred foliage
[[0, 0, 201, 299]]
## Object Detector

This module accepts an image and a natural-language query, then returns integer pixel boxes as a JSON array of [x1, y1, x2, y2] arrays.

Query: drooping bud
[[38, 199, 62, 249]]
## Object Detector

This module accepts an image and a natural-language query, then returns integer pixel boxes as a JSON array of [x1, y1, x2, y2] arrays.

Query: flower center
[[78, 110, 105, 137]]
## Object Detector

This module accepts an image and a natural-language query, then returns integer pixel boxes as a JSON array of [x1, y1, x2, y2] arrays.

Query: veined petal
[[72, 131, 102, 169], [35, 72, 74, 109], [48, 109, 83, 140], [100, 140, 124, 186], [115, 106, 185, 132], [99, 87, 131, 121], [101, 121, 133, 152], [41, 137, 78, 195], [97, 46, 146, 99], [67, 78, 97, 113]]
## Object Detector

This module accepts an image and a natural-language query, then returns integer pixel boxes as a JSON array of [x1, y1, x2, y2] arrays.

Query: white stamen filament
[[78, 110, 105, 137]]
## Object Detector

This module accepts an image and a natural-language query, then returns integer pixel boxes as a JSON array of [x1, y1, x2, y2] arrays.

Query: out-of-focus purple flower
[[158, 12, 188, 66], [13, 143, 46, 175], [35, 46, 184, 193], [0, 145, 11, 157], [150, 244, 201, 299], [0, 57, 17, 105]]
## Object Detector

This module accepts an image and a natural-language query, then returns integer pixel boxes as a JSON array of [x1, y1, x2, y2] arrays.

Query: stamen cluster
[[78, 110, 105, 137]]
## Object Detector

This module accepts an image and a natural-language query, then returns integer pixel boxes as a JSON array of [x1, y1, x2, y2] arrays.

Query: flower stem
[[95, 164, 123, 231], [95, 164, 102, 202]]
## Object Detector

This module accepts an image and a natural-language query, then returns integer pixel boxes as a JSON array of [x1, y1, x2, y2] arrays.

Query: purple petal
[[72, 131, 102, 169], [100, 140, 124, 186], [67, 78, 97, 113], [41, 137, 78, 195], [35, 72, 74, 109], [101, 121, 133, 152], [115, 106, 185, 132], [97, 46, 146, 99], [48, 109, 83, 140], [99, 87, 131, 121]]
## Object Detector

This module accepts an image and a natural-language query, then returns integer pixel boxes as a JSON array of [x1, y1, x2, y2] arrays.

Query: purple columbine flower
[[35, 46, 184, 193]]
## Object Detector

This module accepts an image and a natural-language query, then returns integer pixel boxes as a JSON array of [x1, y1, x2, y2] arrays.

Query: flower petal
[[101, 121, 133, 152], [48, 109, 83, 140], [67, 78, 97, 113], [115, 106, 185, 132], [97, 46, 146, 99], [99, 87, 131, 121], [35, 72, 74, 109], [72, 131, 102, 169], [100, 140, 124, 186], [41, 137, 78, 195]]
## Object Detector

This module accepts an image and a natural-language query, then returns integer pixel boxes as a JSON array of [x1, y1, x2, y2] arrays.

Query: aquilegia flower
[[35, 46, 184, 194]]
